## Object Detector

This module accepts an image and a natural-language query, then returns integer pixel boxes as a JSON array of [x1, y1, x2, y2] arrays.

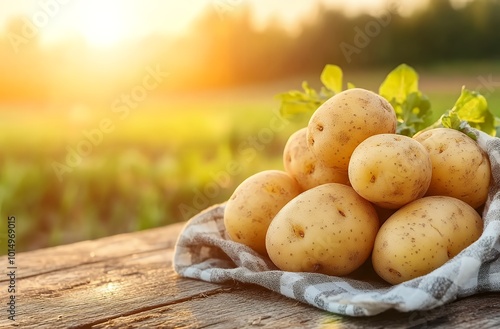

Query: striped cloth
[[173, 127, 500, 316]]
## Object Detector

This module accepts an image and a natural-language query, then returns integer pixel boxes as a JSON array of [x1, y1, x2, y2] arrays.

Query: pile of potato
[[223, 88, 490, 285]]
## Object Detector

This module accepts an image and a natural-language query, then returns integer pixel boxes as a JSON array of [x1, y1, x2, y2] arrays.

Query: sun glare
[[3, 0, 425, 47], [74, 0, 129, 47]]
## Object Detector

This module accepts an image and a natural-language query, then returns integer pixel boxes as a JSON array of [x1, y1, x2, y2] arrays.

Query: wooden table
[[1, 222, 499, 329]]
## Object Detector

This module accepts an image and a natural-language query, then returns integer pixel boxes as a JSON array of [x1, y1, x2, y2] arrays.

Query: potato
[[307, 88, 397, 171], [413, 128, 491, 209], [265, 183, 380, 276], [348, 134, 432, 209], [372, 196, 483, 285], [224, 170, 301, 255], [283, 127, 350, 190]]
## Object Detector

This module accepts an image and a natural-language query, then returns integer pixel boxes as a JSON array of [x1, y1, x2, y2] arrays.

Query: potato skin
[[348, 134, 432, 209], [413, 128, 491, 209], [307, 88, 397, 171], [224, 170, 301, 255], [372, 196, 483, 285], [265, 183, 380, 276], [283, 127, 350, 190]]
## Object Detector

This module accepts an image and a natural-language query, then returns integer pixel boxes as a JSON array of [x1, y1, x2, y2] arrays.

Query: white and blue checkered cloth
[[173, 127, 500, 316]]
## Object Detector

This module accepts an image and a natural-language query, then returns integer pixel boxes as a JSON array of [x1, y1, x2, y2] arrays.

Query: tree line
[[1, 0, 500, 101], [184, 0, 500, 87]]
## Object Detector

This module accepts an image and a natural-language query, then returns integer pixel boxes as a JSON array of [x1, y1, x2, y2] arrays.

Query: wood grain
[[0, 222, 186, 281], [91, 289, 500, 329], [1, 221, 499, 328]]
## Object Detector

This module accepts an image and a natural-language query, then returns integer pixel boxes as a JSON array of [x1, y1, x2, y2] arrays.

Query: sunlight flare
[[74, 0, 129, 46]]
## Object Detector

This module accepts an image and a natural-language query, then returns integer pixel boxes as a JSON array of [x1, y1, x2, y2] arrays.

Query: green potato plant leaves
[[276, 65, 345, 121], [276, 63, 499, 137], [443, 87, 496, 137], [378, 63, 419, 105], [379, 64, 432, 136], [423, 86, 497, 140], [320, 64, 343, 94]]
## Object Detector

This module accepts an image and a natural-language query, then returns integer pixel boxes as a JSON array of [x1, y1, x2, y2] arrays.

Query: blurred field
[[0, 92, 304, 252], [1, 63, 500, 254]]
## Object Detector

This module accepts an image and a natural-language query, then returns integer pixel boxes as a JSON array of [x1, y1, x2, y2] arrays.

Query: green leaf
[[435, 86, 498, 138], [279, 102, 318, 122], [275, 64, 344, 122], [379, 63, 419, 105], [379, 64, 432, 137], [347, 82, 356, 89], [440, 111, 478, 140], [320, 65, 343, 93], [440, 111, 462, 130], [275, 88, 323, 122], [302, 81, 318, 98], [453, 87, 488, 120], [446, 86, 496, 136], [455, 87, 493, 133]]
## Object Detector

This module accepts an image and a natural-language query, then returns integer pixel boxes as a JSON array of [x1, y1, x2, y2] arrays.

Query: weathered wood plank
[[91, 286, 500, 329], [92, 283, 333, 329], [10, 249, 227, 328], [0, 222, 185, 280]]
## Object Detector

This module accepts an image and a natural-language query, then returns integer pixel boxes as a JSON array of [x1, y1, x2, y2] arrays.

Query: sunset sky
[[0, 0, 432, 47]]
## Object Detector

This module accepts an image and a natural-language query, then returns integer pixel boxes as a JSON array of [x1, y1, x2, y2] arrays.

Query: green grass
[[0, 97, 304, 253], [2, 64, 500, 254]]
